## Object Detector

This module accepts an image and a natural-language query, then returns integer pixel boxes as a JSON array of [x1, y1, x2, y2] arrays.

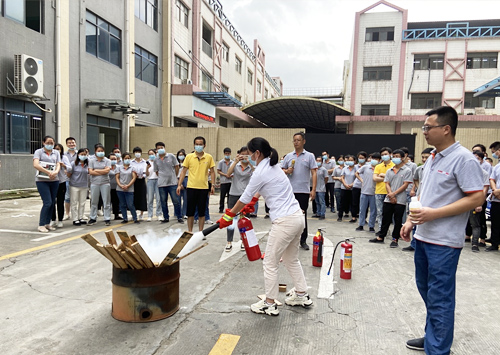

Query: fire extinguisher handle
[[202, 223, 220, 236]]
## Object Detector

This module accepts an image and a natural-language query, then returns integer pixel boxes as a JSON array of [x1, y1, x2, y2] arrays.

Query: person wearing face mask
[[370, 149, 413, 247], [33, 136, 62, 233], [217, 137, 313, 316], [177, 136, 215, 233], [66, 148, 89, 226], [399, 146, 418, 225], [130, 147, 149, 220], [145, 148, 163, 222], [176, 149, 188, 218], [224, 146, 254, 251], [87, 144, 112, 226], [112, 147, 123, 166], [315, 157, 328, 220], [217, 147, 233, 214], [339, 155, 357, 222], [322, 151, 336, 213], [351, 151, 367, 222], [373, 147, 395, 235], [330, 156, 344, 216], [108, 153, 121, 220], [63, 137, 78, 220], [354, 152, 380, 232], [486, 141, 500, 251], [50, 143, 70, 228], [154, 142, 182, 224], [116, 153, 139, 224]]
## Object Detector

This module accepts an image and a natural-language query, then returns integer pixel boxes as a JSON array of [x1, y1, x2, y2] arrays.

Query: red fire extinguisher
[[327, 238, 353, 280], [312, 228, 324, 267], [340, 240, 353, 279], [238, 216, 261, 261]]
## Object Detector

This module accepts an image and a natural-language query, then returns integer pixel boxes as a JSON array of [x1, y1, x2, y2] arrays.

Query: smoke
[[177, 231, 205, 258], [135, 228, 183, 264]]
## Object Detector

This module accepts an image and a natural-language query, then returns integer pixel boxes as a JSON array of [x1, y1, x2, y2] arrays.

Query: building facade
[[342, 0, 500, 138], [170, 0, 282, 128]]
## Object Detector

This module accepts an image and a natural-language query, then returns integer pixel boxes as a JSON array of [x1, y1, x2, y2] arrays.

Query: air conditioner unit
[[14, 54, 44, 97], [182, 79, 193, 85]]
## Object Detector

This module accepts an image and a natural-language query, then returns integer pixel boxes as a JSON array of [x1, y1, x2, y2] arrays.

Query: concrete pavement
[[0, 196, 499, 355]]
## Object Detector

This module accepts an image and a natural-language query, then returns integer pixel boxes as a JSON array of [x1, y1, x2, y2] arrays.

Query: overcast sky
[[224, 0, 499, 91]]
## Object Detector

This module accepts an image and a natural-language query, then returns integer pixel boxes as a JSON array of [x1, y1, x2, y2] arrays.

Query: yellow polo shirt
[[183, 152, 215, 189], [373, 161, 395, 194]]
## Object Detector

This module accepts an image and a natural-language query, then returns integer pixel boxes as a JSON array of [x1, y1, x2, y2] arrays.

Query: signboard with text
[[194, 110, 215, 123]]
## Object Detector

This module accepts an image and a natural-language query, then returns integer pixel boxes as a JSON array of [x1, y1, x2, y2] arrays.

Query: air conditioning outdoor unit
[[14, 54, 44, 97], [182, 78, 193, 85]]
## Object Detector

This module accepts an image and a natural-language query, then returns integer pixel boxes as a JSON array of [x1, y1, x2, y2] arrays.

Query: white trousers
[[70, 186, 87, 221], [263, 209, 308, 300]]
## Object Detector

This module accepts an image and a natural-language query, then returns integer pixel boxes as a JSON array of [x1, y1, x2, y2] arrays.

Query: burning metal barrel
[[111, 262, 180, 322]]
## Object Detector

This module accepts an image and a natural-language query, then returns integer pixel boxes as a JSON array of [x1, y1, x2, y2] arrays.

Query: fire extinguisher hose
[[327, 240, 345, 276]]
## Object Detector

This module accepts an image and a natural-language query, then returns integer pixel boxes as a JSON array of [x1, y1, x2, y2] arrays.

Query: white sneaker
[[63, 214, 70, 221], [146, 217, 152, 222], [250, 299, 279, 316], [37, 226, 49, 233], [157, 216, 164, 221], [82, 215, 89, 220], [57, 221, 63, 228], [45, 224, 56, 231], [285, 289, 313, 307], [206, 220, 214, 225], [50, 221, 57, 227], [98, 210, 104, 216]]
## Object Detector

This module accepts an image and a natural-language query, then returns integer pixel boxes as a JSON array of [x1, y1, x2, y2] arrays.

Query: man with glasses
[[401, 106, 484, 354]]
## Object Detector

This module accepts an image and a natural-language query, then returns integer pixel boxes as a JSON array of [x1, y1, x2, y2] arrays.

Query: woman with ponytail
[[217, 137, 313, 316]]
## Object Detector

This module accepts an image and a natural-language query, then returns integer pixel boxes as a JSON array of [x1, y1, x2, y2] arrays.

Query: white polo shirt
[[240, 158, 301, 222]]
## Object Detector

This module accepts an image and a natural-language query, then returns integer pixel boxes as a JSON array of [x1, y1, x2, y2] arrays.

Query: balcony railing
[[403, 25, 500, 41], [202, 39, 212, 58]]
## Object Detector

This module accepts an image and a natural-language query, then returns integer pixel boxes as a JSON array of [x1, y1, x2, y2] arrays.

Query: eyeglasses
[[421, 124, 447, 132]]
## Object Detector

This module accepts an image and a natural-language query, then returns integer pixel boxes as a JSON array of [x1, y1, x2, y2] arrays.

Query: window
[[235, 56, 242, 74], [86, 11, 121, 67], [4, 0, 43, 33], [247, 70, 253, 85], [464, 93, 495, 109], [201, 71, 212, 92], [413, 54, 444, 70], [221, 84, 229, 93], [264, 88, 269, 99], [361, 105, 390, 115], [222, 42, 229, 62], [363, 66, 392, 81], [174, 56, 189, 81], [466, 52, 498, 69], [257, 80, 262, 93], [233, 122, 241, 128], [202, 23, 213, 58], [0, 97, 43, 154], [234, 93, 242, 102], [134, 45, 158, 86], [175, 0, 189, 28], [135, 0, 158, 31], [365, 27, 394, 42], [219, 116, 227, 127], [411, 93, 442, 109]]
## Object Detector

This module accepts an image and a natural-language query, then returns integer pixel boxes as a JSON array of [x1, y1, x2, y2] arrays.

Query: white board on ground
[[219, 231, 269, 263], [317, 236, 336, 299]]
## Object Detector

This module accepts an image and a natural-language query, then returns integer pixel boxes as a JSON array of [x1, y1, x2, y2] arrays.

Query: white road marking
[[219, 231, 268, 262], [0, 229, 46, 235], [31, 228, 84, 242], [11, 213, 35, 218], [317, 236, 336, 299]]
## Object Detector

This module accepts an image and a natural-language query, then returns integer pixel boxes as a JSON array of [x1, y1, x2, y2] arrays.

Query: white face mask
[[135, 153, 142, 159]]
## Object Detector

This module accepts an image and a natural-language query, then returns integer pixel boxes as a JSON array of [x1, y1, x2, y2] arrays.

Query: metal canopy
[[242, 97, 351, 132], [473, 76, 500, 97], [193, 92, 242, 107], [85, 99, 151, 114]]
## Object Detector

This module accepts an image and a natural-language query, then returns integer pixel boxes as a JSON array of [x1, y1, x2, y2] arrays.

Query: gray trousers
[[90, 184, 111, 221]]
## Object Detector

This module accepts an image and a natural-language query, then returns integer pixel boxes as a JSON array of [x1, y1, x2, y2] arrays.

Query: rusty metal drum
[[111, 262, 180, 322]]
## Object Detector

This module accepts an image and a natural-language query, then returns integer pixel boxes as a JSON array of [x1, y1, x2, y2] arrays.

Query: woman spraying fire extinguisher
[[217, 137, 313, 316]]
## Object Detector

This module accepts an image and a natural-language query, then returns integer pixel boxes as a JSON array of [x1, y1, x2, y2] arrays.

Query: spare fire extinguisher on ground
[[327, 238, 353, 280], [312, 228, 324, 267], [238, 216, 261, 261]]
